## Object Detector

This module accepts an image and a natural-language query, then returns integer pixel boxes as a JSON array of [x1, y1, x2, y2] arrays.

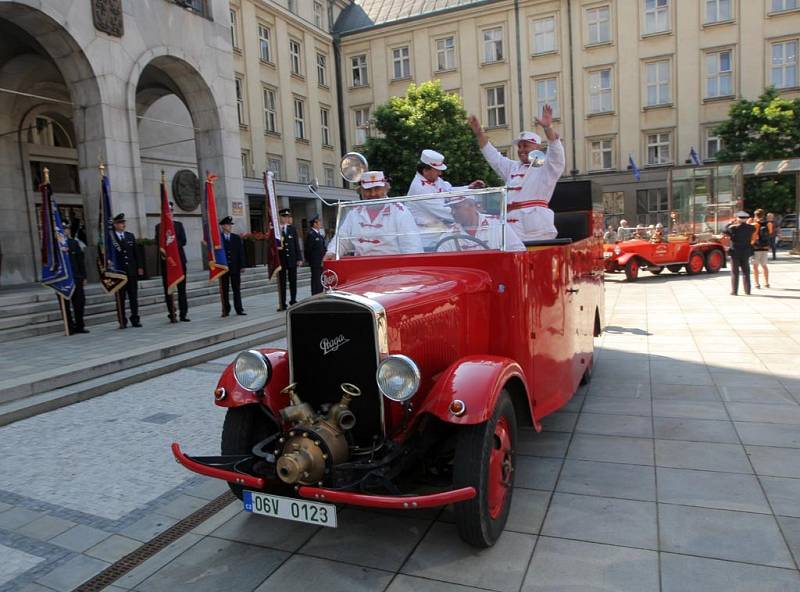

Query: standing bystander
[[304, 216, 326, 295], [724, 211, 755, 296], [767, 212, 778, 260], [751, 209, 772, 288], [63, 223, 88, 334]]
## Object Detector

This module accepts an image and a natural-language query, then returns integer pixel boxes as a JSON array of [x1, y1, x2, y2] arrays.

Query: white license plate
[[243, 491, 337, 527]]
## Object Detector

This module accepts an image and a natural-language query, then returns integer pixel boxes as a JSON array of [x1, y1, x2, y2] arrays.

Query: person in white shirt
[[468, 104, 565, 242], [437, 194, 525, 252], [324, 171, 423, 259]]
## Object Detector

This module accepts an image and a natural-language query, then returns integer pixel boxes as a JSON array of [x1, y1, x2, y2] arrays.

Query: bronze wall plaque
[[92, 0, 124, 38], [171, 170, 202, 211]]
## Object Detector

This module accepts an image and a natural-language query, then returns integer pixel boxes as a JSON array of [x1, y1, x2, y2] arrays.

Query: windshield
[[328, 188, 525, 259]]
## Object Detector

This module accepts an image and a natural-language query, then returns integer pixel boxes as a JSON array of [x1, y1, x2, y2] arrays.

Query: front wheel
[[705, 249, 724, 273], [624, 258, 640, 282], [453, 390, 517, 547], [685, 252, 705, 275], [667, 265, 683, 273], [221, 405, 275, 500]]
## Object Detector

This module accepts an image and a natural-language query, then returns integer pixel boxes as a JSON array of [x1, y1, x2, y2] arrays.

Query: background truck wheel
[[685, 252, 705, 275], [649, 266, 663, 275], [453, 390, 517, 548], [221, 405, 274, 500], [624, 258, 640, 281], [667, 265, 682, 273], [705, 249, 723, 273]]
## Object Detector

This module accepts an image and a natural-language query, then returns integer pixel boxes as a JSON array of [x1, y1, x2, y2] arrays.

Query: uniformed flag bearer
[[112, 213, 142, 328], [219, 216, 246, 316], [277, 208, 302, 310]]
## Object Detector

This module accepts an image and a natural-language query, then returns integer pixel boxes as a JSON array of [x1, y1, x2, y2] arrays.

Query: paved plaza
[[0, 258, 799, 591]]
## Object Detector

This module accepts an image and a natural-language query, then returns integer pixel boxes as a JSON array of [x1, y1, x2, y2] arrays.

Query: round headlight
[[376, 355, 420, 402], [613, 246, 621, 255], [233, 350, 271, 391]]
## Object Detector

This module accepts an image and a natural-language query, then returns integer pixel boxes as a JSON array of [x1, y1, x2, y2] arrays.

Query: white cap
[[512, 131, 542, 146], [360, 171, 387, 189], [420, 149, 447, 171], [444, 194, 476, 207], [736, 211, 749, 219]]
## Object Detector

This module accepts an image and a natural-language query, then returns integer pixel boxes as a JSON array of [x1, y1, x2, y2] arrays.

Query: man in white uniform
[[468, 105, 565, 242], [325, 171, 423, 259], [438, 194, 525, 252]]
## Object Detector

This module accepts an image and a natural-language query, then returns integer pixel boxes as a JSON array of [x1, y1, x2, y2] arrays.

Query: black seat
[[524, 238, 573, 247], [554, 212, 590, 241]]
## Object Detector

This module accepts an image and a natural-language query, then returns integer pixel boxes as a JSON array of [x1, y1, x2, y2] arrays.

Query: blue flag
[[628, 154, 641, 182], [689, 146, 703, 166], [39, 182, 75, 300], [96, 174, 128, 294]]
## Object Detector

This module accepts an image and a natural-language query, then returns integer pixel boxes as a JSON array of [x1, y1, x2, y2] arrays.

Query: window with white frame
[[229, 9, 239, 49], [263, 87, 277, 133], [317, 53, 328, 86], [588, 69, 613, 113], [643, 0, 669, 34], [646, 131, 672, 165], [590, 139, 614, 170], [241, 151, 250, 178], [535, 78, 560, 118], [704, 127, 723, 160], [235, 76, 245, 126], [324, 165, 335, 187], [705, 0, 732, 23], [436, 37, 456, 70], [258, 24, 272, 62], [314, 1, 324, 28], [771, 40, 798, 89], [392, 46, 411, 79], [483, 28, 504, 63], [268, 155, 282, 180], [320, 107, 332, 146], [586, 6, 611, 45], [294, 98, 306, 139], [645, 60, 671, 106], [351, 55, 368, 87], [533, 17, 556, 54], [289, 39, 302, 76], [771, 0, 798, 12], [297, 160, 311, 184], [637, 188, 669, 225], [486, 86, 507, 127], [354, 108, 369, 145], [705, 49, 733, 98]]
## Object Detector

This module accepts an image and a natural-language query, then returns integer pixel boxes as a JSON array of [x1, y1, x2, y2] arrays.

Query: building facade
[[335, 0, 800, 226], [229, 0, 355, 239]]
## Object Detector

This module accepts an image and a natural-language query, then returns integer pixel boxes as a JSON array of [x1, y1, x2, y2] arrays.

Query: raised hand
[[534, 104, 554, 129], [467, 115, 482, 135]]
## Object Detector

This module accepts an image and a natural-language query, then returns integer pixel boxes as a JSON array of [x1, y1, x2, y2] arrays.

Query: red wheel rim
[[629, 260, 638, 278], [708, 251, 722, 270], [488, 416, 513, 519], [689, 254, 703, 273]]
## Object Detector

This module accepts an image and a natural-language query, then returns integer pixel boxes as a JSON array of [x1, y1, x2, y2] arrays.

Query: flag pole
[[161, 170, 177, 321], [102, 160, 124, 328], [43, 166, 70, 337]]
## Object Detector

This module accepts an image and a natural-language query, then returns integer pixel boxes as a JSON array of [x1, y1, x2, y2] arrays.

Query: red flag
[[263, 171, 282, 281], [202, 174, 228, 282], [159, 173, 185, 294]]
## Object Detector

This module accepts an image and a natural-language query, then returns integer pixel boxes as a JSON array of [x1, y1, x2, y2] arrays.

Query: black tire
[[624, 258, 640, 282], [649, 266, 664, 275], [453, 390, 517, 548], [221, 405, 274, 500], [580, 358, 593, 386], [667, 265, 682, 273], [685, 251, 705, 275], [705, 249, 724, 274]]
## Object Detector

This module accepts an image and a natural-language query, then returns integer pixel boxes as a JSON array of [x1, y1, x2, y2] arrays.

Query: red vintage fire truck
[[173, 175, 604, 548]]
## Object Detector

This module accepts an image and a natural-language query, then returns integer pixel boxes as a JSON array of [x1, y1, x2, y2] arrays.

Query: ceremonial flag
[[689, 146, 703, 167], [628, 154, 641, 182], [158, 173, 185, 294], [96, 171, 128, 294], [263, 171, 282, 281], [201, 173, 228, 282], [39, 174, 75, 300]]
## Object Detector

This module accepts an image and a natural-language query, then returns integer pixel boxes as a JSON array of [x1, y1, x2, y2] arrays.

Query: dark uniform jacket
[[66, 238, 86, 280], [155, 220, 187, 273], [304, 228, 326, 269], [279, 225, 302, 268], [115, 231, 140, 277], [724, 222, 755, 256], [222, 232, 245, 274]]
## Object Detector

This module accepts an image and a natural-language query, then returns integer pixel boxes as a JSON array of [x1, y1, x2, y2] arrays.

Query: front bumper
[[171, 443, 476, 510]]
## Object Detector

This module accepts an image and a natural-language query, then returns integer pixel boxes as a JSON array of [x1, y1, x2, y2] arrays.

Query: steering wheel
[[434, 233, 491, 252]]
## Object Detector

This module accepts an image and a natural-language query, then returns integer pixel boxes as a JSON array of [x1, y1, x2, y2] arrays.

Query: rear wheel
[[649, 266, 664, 275], [624, 258, 640, 282], [667, 265, 682, 273], [705, 249, 724, 273], [685, 252, 705, 275], [221, 405, 275, 500], [454, 390, 517, 548]]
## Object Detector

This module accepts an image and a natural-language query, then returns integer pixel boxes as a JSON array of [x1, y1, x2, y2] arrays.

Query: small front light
[[613, 246, 621, 256], [233, 350, 271, 391], [376, 354, 420, 402]]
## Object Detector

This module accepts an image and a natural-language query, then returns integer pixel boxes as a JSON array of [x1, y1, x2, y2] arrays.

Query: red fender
[[215, 349, 290, 415], [416, 355, 538, 428], [616, 252, 650, 267]]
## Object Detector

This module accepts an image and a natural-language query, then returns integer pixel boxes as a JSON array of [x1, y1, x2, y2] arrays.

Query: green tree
[[363, 80, 499, 196], [715, 88, 800, 213]]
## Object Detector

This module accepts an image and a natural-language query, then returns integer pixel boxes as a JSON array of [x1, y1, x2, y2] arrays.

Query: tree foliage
[[363, 81, 500, 195], [715, 88, 800, 213]]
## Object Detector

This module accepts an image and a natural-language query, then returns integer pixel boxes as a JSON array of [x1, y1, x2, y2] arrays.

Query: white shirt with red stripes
[[326, 202, 423, 258]]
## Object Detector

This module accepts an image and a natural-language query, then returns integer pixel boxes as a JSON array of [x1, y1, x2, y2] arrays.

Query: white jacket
[[326, 202, 423, 258]]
